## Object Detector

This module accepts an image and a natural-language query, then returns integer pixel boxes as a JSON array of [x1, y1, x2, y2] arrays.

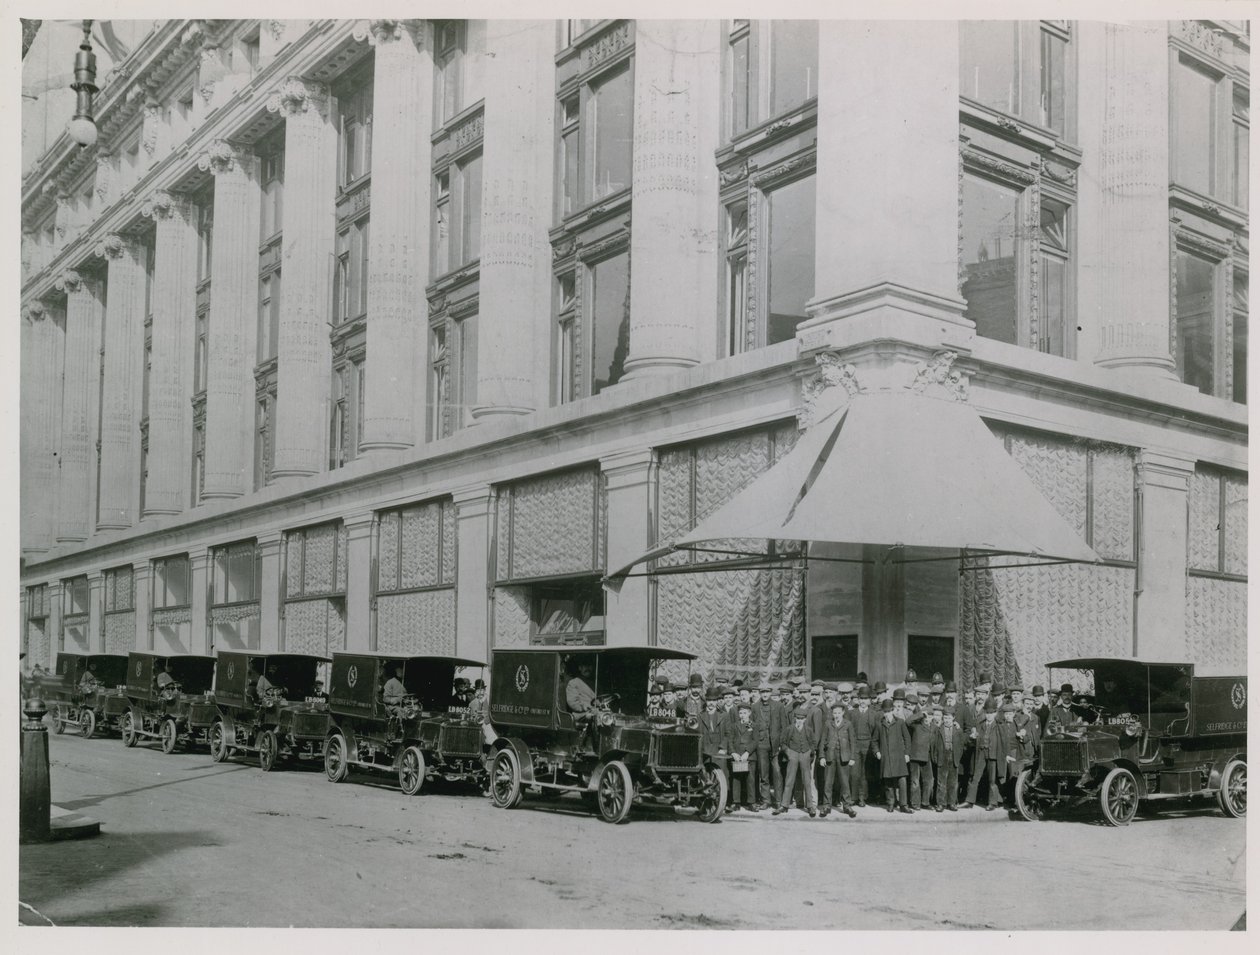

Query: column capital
[[55, 269, 84, 295], [344, 511, 376, 541], [196, 139, 253, 176], [600, 448, 657, 490], [266, 77, 330, 120], [452, 482, 495, 510], [188, 544, 212, 567], [140, 189, 190, 221], [93, 233, 136, 261], [352, 19, 425, 49], [1136, 449, 1197, 491], [257, 531, 284, 555], [87, 569, 105, 583], [22, 301, 46, 321]]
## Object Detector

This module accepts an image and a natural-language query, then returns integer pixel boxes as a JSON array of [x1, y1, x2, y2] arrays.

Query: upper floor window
[[153, 555, 190, 609], [254, 392, 275, 490], [432, 152, 482, 276], [259, 136, 285, 241], [1173, 55, 1222, 197], [104, 566, 134, 613], [435, 21, 464, 126], [554, 248, 632, 402], [1172, 234, 1245, 403], [196, 196, 214, 284], [334, 216, 370, 324], [212, 540, 261, 605], [563, 20, 604, 48], [558, 58, 634, 217], [329, 359, 364, 470], [726, 20, 819, 140], [1232, 92, 1249, 209], [27, 584, 49, 620], [258, 272, 281, 363], [959, 21, 1070, 137], [63, 576, 90, 616], [194, 309, 209, 393], [337, 66, 374, 188]]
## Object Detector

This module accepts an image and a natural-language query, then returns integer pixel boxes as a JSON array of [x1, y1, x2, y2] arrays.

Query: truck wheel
[[209, 721, 228, 762], [398, 745, 426, 796], [1014, 768, 1045, 821], [595, 760, 634, 824], [159, 719, 179, 754], [695, 764, 728, 823], [79, 708, 96, 739], [51, 706, 65, 735], [325, 733, 349, 783], [121, 711, 138, 747], [1217, 758, 1247, 818], [258, 730, 279, 772], [1100, 767, 1139, 826], [489, 749, 523, 809]]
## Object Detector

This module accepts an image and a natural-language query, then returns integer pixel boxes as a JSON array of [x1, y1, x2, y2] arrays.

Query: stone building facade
[[19, 19, 1248, 687]]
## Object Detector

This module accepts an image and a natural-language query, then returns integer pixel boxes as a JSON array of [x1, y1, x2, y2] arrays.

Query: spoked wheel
[[325, 733, 349, 783], [78, 708, 97, 739], [1218, 759, 1247, 818], [51, 706, 65, 735], [595, 759, 634, 824], [258, 730, 279, 772], [121, 711, 138, 747], [159, 719, 179, 754], [209, 721, 228, 762], [489, 749, 523, 809], [398, 745, 426, 796], [1099, 767, 1139, 826], [1014, 768, 1046, 822], [695, 764, 729, 823]]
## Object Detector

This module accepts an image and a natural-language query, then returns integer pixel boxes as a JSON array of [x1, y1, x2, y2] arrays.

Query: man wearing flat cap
[[773, 704, 819, 817], [963, 697, 1002, 809], [753, 681, 785, 809], [850, 687, 879, 807]]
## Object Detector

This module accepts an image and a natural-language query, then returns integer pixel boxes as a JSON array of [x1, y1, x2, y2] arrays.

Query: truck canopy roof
[[491, 646, 696, 662], [330, 651, 486, 668]]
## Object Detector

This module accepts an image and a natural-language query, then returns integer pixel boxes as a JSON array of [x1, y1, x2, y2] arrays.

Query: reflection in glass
[[769, 20, 818, 117], [590, 252, 630, 394], [1175, 251, 1217, 395], [766, 175, 816, 345], [1174, 59, 1218, 196], [960, 21, 1020, 115], [589, 64, 633, 201], [961, 174, 1020, 344]]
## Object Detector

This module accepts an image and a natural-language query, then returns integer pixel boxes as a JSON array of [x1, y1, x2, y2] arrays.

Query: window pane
[[960, 21, 1020, 115], [589, 64, 633, 201], [1175, 251, 1217, 395], [1233, 116, 1249, 208], [229, 546, 254, 602], [1234, 272, 1247, 404], [460, 154, 482, 265], [590, 252, 630, 394], [431, 325, 448, 438], [1041, 256, 1068, 356], [561, 125, 580, 217], [730, 32, 751, 135], [164, 559, 190, 607], [269, 273, 281, 359], [558, 319, 575, 404], [961, 174, 1021, 344], [458, 315, 478, 427], [1040, 29, 1066, 134], [766, 174, 817, 345], [769, 20, 818, 116], [1174, 59, 1218, 195]]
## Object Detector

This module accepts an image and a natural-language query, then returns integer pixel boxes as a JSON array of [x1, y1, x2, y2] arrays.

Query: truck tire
[[1217, 758, 1247, 818], [1100, 766, 1139, 826], [595, 760, 633, 824]]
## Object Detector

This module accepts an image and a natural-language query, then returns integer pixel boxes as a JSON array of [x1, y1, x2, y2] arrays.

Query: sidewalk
[[717, 803, 1016, 824]]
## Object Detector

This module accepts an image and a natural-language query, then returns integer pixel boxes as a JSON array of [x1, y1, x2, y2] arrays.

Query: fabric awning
[[609, 390, 1100, 579]]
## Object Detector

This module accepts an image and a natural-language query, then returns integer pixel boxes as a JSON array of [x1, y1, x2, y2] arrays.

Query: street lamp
[[67, 19, 98, 148]]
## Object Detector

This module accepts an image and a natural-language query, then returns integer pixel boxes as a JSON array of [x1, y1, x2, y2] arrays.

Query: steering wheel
[[594, 692, 620, 708]]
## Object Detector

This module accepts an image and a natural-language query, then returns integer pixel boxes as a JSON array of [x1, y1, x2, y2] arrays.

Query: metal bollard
[[20, 696, 51, 843]]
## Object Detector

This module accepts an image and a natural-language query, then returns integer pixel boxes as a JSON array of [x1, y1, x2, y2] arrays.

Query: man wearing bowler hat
[[850, 687, 879, 807], [1049, 684, 1077, 731], [875, 699, 912, 813], [1031, 684, 1051, 734]]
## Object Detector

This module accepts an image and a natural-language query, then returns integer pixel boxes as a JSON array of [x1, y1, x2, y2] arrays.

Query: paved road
[[20, 731, 1246, 929]]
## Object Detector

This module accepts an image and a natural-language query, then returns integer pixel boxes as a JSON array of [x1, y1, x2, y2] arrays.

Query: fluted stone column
[[601, 450, 655, 647], [472, 19, 556, 418], [804, 22, 967, 344], [1076, 22, 1176, 377], [622, 21, 721, 379], [199, 141, 262, 498], [267, 78, 337, 478], [357, 21, 433, 450], [54, 270, 102, 543], [21, 302, 64, 556], [141, 190, 198, 515], [453, 485, 492, 664], [94, 234, 146, 530]]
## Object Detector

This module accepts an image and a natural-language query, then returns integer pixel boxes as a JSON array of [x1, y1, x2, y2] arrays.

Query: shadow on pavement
[[56, 764, 249, 811], [20, 828, 224, 926]]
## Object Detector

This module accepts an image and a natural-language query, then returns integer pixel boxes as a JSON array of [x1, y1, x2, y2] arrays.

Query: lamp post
[[67, 19, 98, 148]]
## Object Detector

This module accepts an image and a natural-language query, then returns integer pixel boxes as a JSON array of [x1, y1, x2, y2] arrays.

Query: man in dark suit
[[1030, 684, 1051, 735], [724, 702, 760, 811], [752, 681, 785, 810], [994, 703, 1023, 807], [699, 688, 726, 760], [773, 706, 819, 817], [850, 687, 880, 807], [1048, 684, 1078, 732], [931, 708, 966, 810], [819, 703, 858, 818], [906, 695, 935, 810], [875, 699, 912, 813], [963, 698, 1002, 809]]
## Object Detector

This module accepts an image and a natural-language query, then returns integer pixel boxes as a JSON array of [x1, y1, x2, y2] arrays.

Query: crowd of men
[[645, 668, 1090, 817]]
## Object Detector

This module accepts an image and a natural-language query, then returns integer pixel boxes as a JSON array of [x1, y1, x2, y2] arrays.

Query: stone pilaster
[[1076, 22, 1176, 377], [47, 583, 63, 668], [54, 270, 102, 543], [622, 21, 721, 380], [601, 450, 656, 647], [141, 190, 198, 515], [87, 571, 104, 652], [189, 546, 211, 654], [472, 19, 556, 418], [257, 532, 284, 651], [1134, 451, 1195, 660], [453, 484, 493, 664], [804, 22, 968, 347], [199, 141, 262, 498], [344, 511, 376, 651], [356, 21, 433, 450], [132, 562, 152, 650], [22, 303, 59, 556], [94, 234, 146, 530], [267, 78, 337, 478]]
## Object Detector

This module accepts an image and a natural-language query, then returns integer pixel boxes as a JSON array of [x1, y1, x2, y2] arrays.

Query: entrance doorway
[[811, 634, 858, 682]]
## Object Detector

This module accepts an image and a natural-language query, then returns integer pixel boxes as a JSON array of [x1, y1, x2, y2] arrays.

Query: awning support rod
[[959, 558, 1078, 573], [676, 545, 870, 564]]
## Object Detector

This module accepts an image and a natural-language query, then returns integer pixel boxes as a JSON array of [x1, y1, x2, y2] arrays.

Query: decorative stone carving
[[265, 20, 286, 43], [141, 190, 176, 219], [449, 112, 484, 152], [799, 352, 862, 428], [718, 159, 749, 187], [95, 155, 114, 201], [94, 233, 126, 259], [581, 21, 631, 72], [56, 270, 83, 294], [22, 301, 46, 321], [351, 18, 423, 48], [197, 139, 246, 175], [142, 102, 161, 155], [266, 77, 329, 119], [908, 350, 971, 402], [1179, 20, 1224, 58]]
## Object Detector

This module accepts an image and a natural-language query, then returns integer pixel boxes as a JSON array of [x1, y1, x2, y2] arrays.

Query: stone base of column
[[95, 521, 130, 532], [620, 355, 701, 382], [469, 404, 536, 423], [1095, 354, 1179, 381], [141, 507, 181, 518], [269, 466, 320, 480], [199, 489, 244, 502], [798, 283, 972, 355], [358, 439, 414, 453]]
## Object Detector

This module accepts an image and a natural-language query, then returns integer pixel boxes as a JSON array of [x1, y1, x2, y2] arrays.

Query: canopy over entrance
[[608, 389, 1100, 580]]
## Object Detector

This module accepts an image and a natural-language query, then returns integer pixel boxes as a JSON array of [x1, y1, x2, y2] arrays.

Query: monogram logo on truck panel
[[1231, 682, 1246, 710], [515, 665, 529, 693], [347, 665, 359, 689]]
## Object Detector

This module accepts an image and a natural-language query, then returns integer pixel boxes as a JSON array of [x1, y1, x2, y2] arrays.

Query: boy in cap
[[875, 699, 913, 813], [931, 708, 965, 810], [773, 705, 819, 817], [1016, 695, 1040, 771], [850, 687, 879, 807], [699, 688, 726, 760], [963, 698, 1001, 810], [906, 695, 935, 810], [819, 703, 858, 818], [724, 702, 760, 811]]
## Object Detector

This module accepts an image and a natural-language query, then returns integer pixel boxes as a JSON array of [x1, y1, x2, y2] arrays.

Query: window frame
[[375, 498, 457, 595], [104, 567, 135, 614], [211, 539, 262, 607], [335, 60, 374, 191], [152, 554, 192, 611], [529, 576, 607, 646], [958, 19, 1075, 142], [1171, 227, 1238, 401], [722, 19, 821, 143], [1187, 466, 1248, 582]]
